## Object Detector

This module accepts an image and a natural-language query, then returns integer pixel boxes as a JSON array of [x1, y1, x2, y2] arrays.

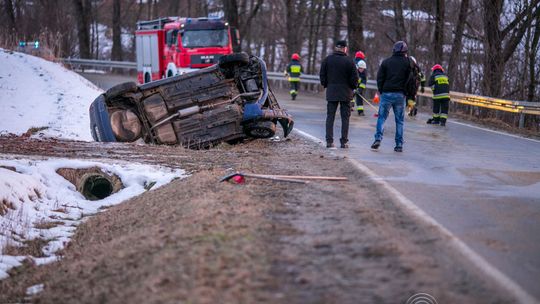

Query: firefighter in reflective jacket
[[353, 60, 367, 116], [407, 56, 426, 117], [284, 53, 303, 100], [427, 64, 450, 126]]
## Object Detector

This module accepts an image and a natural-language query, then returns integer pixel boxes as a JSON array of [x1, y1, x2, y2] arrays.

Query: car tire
[[244, 120, 276, 138], [218, 52, 250, 69], [105, 81, 138, 100], [89, 95, 117, 142]]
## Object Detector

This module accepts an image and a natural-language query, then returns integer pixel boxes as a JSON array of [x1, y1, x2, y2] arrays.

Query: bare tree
[[332, 0, 342, 43], [393, 0, 406, 41], [482, 0, 540, 97], [285, 0, 307, 58], [528, 13, 540, 101], [347, 0, 364, 54], [3, 0, 16, 33], [111, 0, 122, 61], [433, 0, 445, 63], [72, 0, 92, 59], [447, 0, 470, 86]]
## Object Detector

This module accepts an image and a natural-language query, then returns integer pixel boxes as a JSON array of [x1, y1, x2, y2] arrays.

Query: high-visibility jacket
[[429, 70, 450, 100], [419, 71, 426, 89], [357, 69, 367, 89], [285, 59, 303, 82]]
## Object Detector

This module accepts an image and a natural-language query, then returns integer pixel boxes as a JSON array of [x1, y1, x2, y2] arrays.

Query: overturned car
[[89, 53, 294, 148]]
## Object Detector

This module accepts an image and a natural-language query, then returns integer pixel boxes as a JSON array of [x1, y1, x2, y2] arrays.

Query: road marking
[[294, 128, 539, 304]]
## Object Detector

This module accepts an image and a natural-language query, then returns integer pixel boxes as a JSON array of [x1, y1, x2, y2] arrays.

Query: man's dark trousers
[[326, 100, 351, 144]]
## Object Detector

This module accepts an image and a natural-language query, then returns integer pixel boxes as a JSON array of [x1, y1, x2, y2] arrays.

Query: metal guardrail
[[61, 58, 137, 69], [269, 72, 540, 118], [62, 58, 540, 119]]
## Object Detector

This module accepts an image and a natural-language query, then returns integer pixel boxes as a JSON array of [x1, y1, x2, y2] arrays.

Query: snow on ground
[[0, 157, 186, 279], [0, 49, 103, 141], [0, 49, 188, 280]]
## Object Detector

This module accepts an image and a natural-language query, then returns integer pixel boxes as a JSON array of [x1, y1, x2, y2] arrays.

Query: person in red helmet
[[284, 53, 304, 100], [355, 51, 365, 63], [427, 64, 450, 126]]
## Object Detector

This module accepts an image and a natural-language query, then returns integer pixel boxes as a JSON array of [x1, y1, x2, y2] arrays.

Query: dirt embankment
[[0, 135, 512, 303]]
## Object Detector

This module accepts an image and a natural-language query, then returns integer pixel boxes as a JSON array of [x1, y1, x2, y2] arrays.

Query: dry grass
[[34, 221, 64, 230], [0, 198, 15, 216], [25, 126, 49, 136], [3, 238, 48, 257]]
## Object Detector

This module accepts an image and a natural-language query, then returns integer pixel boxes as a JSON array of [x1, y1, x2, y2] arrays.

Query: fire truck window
[[166, 30, 178, 46], [181, 29, 229, 48]]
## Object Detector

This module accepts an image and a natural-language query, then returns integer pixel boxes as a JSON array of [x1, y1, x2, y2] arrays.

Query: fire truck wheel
[[244, 120, 276, 138], [218, 52, 250, 69], [105, 82, 138, 100]]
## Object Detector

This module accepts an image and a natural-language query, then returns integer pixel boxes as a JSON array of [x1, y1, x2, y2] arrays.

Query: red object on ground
[[373, 93, 380, 104], [231, 175, 245, 184]]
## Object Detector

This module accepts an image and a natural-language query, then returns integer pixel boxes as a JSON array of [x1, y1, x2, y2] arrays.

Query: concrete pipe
[[56, 167, 123, 201]]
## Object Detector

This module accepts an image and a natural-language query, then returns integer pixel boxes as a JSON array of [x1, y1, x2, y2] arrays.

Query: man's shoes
[[440, 120, 446, 126], [340, 143, 349, 149], [371, 140, 381, 149], [426, 118, 433, 124], [394, 146, 403, 152], [326, 142, 336, 149], [358, 110, 365, 116]]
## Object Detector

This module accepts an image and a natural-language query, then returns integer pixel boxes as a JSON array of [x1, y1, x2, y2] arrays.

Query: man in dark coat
[[371, 41, 411, 152], [320, 40, 359, 148]]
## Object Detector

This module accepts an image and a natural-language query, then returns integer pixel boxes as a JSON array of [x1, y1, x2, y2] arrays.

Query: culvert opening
[[81, 174, 114, 200], [56, 167, 124, 201]]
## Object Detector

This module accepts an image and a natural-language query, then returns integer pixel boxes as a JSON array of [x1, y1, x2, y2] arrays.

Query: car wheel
[[105, 82, 138, 100], [218, 52, 250, 69], [245, 121, 276, 138]]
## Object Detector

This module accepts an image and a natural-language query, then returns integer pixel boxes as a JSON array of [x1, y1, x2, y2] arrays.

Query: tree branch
[[242, 0, 263, 30], [502, 0, 540, 39], [503, 4, 540, 62]]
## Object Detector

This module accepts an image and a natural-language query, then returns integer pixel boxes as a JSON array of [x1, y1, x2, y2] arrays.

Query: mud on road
[[0, 134, 512, 303]]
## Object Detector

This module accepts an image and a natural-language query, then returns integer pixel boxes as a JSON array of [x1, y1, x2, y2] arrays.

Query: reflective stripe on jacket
[[357, 70, 367, 89], [428, 70, 450, 99], [285, 60, 303, 82]]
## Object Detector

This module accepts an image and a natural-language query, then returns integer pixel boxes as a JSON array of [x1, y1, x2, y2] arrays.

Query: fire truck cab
[[135, 17, 239, 84]]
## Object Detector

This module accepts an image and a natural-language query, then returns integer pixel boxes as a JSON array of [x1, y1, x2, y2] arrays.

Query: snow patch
[[0, 156, 186, 279], [0, 49, 103, 141]]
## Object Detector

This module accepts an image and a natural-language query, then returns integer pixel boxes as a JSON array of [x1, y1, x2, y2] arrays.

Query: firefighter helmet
[[356, 60, 366, 69], [355, 51, 365, 59], [431, 64, 444, 72], [291, 53, 300, 60]]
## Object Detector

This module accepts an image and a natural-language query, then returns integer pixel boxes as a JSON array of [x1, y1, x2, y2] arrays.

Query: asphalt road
[[80, 72, 540, 300]]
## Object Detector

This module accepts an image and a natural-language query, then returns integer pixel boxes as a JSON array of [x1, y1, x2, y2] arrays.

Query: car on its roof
[[89, 52, 294, 148]]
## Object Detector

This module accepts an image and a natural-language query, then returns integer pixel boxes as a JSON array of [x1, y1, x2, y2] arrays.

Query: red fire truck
[[135, 17, 239, 83]]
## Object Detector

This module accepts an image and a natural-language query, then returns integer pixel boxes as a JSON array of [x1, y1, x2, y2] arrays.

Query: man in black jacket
[[320, 40, 359, 148], [371, 41, 411, 152]]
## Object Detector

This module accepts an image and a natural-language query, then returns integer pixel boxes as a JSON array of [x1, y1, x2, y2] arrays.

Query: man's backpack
[[405, 58, 420, 98]]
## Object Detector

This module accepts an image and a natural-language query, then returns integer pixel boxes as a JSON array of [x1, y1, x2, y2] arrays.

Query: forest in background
[[1, 0, 539, 102]]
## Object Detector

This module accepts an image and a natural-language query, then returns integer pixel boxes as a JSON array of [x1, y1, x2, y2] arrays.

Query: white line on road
[[448, 120, 540, 143], [294, 128, 539, 304]]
